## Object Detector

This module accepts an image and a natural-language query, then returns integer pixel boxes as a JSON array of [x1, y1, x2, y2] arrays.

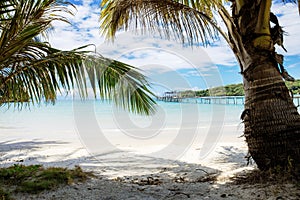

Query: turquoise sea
[[2, 97, 300, 163], [0, 98, 245, 143]]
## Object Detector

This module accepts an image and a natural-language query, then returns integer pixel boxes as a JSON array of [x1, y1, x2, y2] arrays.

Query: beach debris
[[114, 176, 162, 185], [159, 167, 168, 173], [220, 193, 227, 198], [133, 176, 162, 186], [195, 168, 209, 174], [173, 176, 185, 183], [196, 174, 218, 183], [168, 191, 191, 198]]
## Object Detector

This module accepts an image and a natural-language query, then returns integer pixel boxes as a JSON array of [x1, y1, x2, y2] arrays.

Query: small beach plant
[[100, 0, 300, 173], [0, 0, 156, 115], [0, 164, 92, 198]]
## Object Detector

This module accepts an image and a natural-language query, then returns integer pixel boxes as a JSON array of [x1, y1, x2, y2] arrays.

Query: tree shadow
[[4, 139, 291, 200], [0, 139, 98, 169], [213, 145, 250, 168], [0, 139, 219, 176]]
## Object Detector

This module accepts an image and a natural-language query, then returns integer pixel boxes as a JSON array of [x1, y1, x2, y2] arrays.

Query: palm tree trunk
[[228, 0, 300, 171], [242, 53, 300, 171]]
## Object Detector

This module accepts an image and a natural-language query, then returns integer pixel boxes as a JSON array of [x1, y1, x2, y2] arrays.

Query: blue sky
[[49, 0, 300, 95]]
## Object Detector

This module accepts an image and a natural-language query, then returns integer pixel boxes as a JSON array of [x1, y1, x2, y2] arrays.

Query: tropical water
[[0, 98, 244, 152], [0, 99, 243, 129], [3, 97, 299, 139], [1, 97, 299, 170]]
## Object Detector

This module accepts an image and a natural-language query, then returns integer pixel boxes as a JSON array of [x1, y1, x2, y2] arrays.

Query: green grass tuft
[[0, 164, 93, 199], [0, 187, 12, 200]]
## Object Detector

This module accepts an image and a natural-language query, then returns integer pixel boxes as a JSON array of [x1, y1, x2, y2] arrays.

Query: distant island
[[177, 80, 300, 97]]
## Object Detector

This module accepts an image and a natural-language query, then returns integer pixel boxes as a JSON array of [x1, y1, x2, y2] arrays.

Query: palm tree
[[100, 0, 300, 171], [0, 0, 156, 115]]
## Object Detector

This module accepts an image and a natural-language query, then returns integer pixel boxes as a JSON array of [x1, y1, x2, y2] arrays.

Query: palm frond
[[0, 0, 156, 115], [100, 0, 221, 46], [85, 55, 156, 115], [173, 0, 221, 15], [0, 1, 15, 25], [1, 44, 156, 114]]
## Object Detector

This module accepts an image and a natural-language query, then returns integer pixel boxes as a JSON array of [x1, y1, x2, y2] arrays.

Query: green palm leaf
[[85, 55, 156, 115], [100, 0, 222, 46], [0, 0, 156, 115]]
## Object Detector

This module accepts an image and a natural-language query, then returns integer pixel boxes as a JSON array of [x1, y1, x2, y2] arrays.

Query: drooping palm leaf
[[100, 0, 223, 46], [85, 55, 156, 115], [173, 0, 221, 14], [0, 0, 15, 27], [0, 0, 156, 115]]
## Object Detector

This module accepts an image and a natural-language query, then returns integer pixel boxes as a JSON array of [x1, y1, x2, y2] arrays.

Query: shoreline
[[0, 136, 248, 176], [1, 137, 299, 199]]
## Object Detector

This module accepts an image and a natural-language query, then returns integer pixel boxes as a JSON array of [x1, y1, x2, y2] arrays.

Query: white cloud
[[48, 1, 236, 72], [48, 1, 103, 51], [271, 3, 300, 56], [97, 31, 237, 75], [48, 0, 300, 74]]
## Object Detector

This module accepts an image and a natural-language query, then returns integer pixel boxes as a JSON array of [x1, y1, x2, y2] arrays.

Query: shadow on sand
[[0, 139, 273, 200]]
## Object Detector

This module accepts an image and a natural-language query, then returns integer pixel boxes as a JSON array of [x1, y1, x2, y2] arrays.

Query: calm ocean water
[[0, 98, 251, 164], [2, 98, 299, 164], [0, 98, 244, 140]]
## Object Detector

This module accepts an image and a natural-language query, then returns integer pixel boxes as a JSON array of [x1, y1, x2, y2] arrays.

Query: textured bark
[[242, 54, 300, 170], [232, 0, 300, 171]]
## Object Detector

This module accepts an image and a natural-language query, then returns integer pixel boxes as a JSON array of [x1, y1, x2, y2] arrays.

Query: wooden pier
[[157, 96, 182, 102], [158, 94, 300, 107], [157, 91, 183, 102], [181, 96, 245, 104]]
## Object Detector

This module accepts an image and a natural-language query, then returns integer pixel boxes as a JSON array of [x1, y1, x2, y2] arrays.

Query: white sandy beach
[[1, 129, 299, 200], [0, 101, 299, 199], [0, 127, 247, 173]]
